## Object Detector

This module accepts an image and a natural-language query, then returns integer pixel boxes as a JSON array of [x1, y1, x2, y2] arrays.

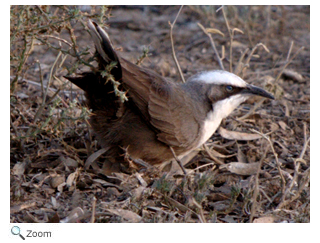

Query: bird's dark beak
[[244, 84, 274, 100]]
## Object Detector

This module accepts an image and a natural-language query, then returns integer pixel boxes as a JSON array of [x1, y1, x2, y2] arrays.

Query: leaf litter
[[10, 5, 310, 223]]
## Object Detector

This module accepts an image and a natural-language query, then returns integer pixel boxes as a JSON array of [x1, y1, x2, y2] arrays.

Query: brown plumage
[[65, 20, 274, 168]]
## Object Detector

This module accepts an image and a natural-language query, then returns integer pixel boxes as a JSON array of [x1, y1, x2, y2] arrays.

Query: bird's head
[[188, 70, 274, 119]]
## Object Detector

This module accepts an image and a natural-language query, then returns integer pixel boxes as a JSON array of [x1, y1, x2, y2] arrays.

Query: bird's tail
[[65, 20, 122, 92], [65, 20, 124, 115], [87, 20, 120, 68]]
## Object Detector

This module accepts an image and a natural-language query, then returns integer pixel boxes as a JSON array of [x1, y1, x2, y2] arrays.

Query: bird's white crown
[[189, 70, 248, 88]]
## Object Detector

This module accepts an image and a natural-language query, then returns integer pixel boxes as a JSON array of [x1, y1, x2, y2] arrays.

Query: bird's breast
[[195, 109, 222, 148], [194, 94, 249, 148]]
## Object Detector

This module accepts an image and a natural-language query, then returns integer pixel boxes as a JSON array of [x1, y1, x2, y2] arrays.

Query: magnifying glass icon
[[11, 226, 25, 240]]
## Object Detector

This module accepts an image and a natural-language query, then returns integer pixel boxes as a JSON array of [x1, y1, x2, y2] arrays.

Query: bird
[[65, 20, 274, 172]]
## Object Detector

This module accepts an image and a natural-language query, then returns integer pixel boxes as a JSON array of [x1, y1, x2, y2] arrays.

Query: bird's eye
[[226, 85, 233, 92]]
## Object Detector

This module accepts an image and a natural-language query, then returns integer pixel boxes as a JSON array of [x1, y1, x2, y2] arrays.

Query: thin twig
[[275, 41, 305, 84], [42, 35, 73, 47], [286, 41, 294, 62], [250, 129, 286, 194], [169, 5, 185, 83], [32, 52, 62, 124], [91, 196, 96, 223], [20, 51, 62, 150], [234, 48, 249, 76], [157, 191, 204, 223], [36, 60, 45, 96], [221, 6, 233, 72], [276, 166, 310, 210], [10, 115, 24, 152], [299, 122, 310, 160], [276, 122, 310, 210], [197, 23, 225, 70], [170, 146, 187, 175], [11, 35, 35, 93], [9, 75, 75, 99], [242, 43, 270, 78], [238, 98, 265, 120], [189, 162, 216, 174], [249, 142, 270, 223], [203, 144, 225, 165]]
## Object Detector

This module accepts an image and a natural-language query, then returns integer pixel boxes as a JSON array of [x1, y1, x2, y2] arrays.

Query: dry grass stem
[[170, 146, 187, 175], [250, 129, 286, 194], [249, 143, 270, 223], [276, 122, 310, 210], [299, 122, 310, 160], [197, 22, 225, 70], [238, 98, 265, 120], [169, 5, 185, 83], [91, 196, 96, 223], [242, 43, 269, 78], [11, 35, 35, 93], [234, 48, 249, 75], [220, 6, 233, 72], [203, 144, 225, 165], [188, 162, 216, 174], [275, 41, 305, 84]]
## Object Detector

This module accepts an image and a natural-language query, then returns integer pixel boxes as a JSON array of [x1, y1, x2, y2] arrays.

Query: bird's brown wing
[[87, 20, 200, 148], [148, 81, 200, 147], [121, 59, 200, 147]]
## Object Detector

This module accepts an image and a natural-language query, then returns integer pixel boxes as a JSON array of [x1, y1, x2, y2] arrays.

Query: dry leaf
[[57, 182, 66, 192], [204, 144, 234, 159], [278, 121, 288, 130], [131, 186, 146, 200], [51, 196, 58, 208], [253, 216, 275, 223], [66, 172, 77, 187], [270, 122, 279, 132], [231, 41, 247, 49], [206, 28, 225, 36], [10, 202, 37, 214], [85, 148, 108, 169], [135, 173, 147, 187], [60, 207, 85, 223], [12, 162, 26, 176], [282, 69, 304, 82], [60, 156, 78, 170], [92, 179, 122, 190], [50, 174, 65, 189], [232, 27, 244, 34], [221, 162, 260, 175], [66, 169, 80, 191], [106, 209, 142, 223], [221, 215, 238, 223], [237, 146, 248, 164], [218, 127, 262, 140]]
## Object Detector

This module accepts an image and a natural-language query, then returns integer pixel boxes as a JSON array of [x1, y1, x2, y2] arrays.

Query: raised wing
[[87, 20, 201, 148]]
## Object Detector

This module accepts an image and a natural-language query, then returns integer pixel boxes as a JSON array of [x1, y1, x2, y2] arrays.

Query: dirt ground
[[10, 5, 310, 223]]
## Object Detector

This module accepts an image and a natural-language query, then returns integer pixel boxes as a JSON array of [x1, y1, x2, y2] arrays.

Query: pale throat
[[196, 94, 249, 147]]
